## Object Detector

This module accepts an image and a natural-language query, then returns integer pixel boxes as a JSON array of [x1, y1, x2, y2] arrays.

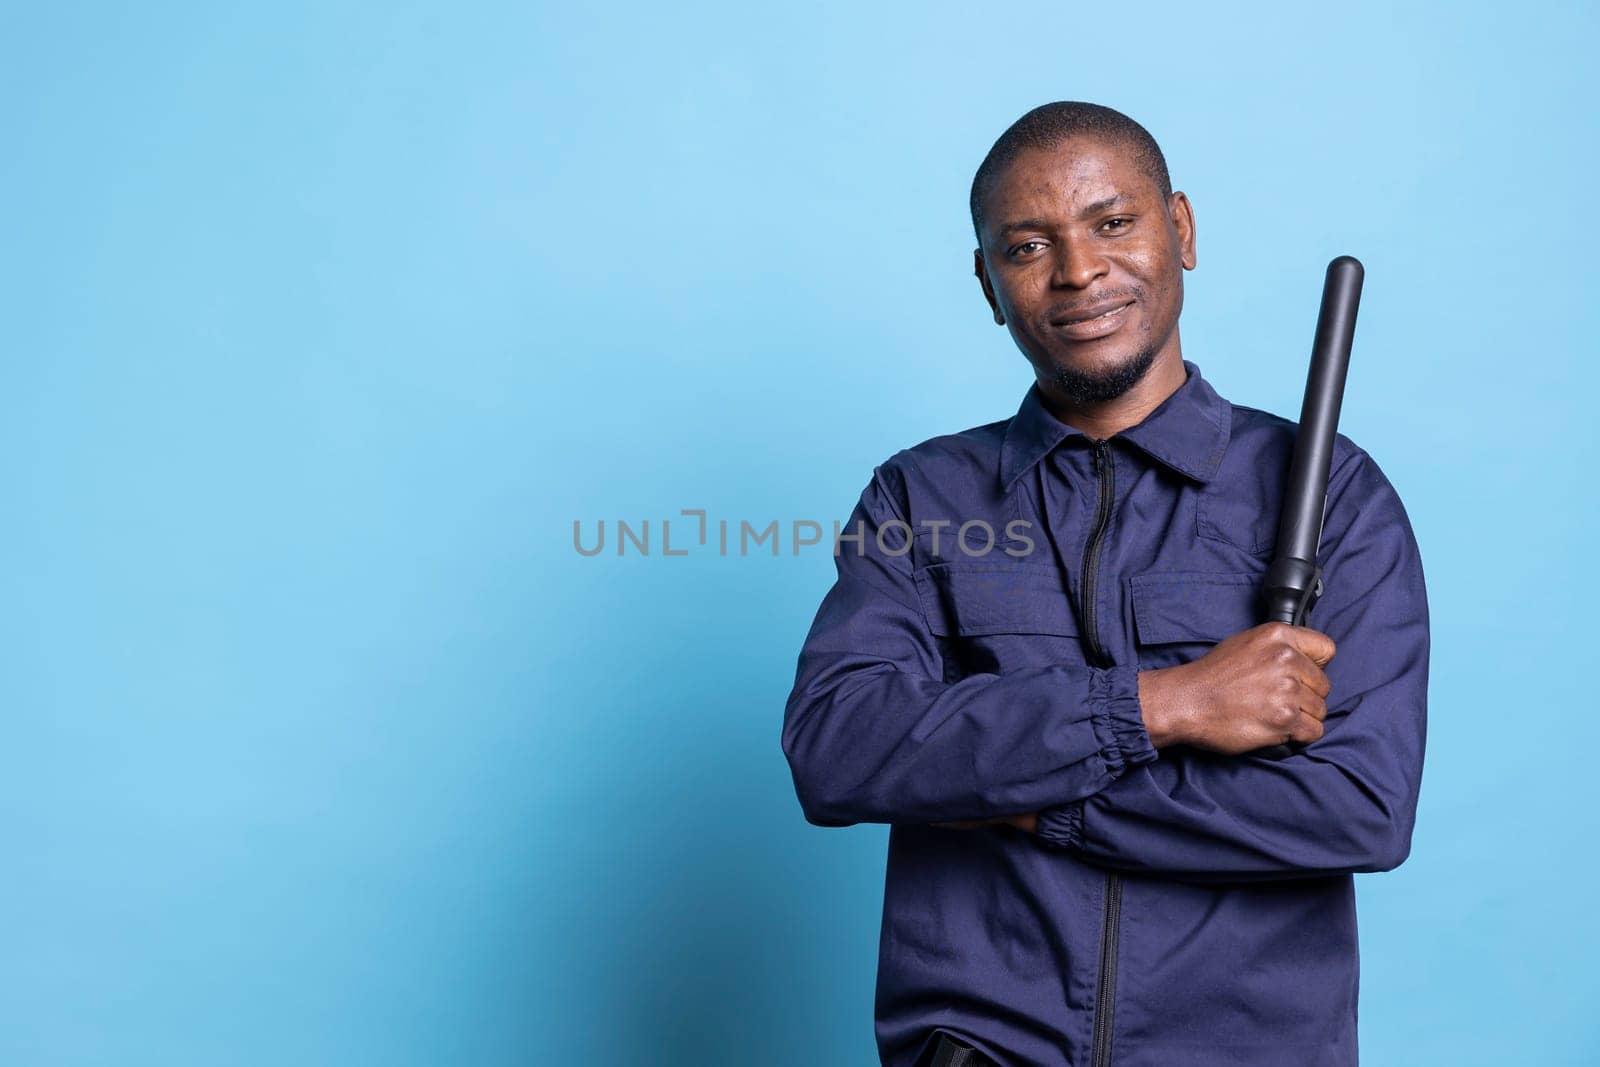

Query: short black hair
[[970, 101, 1172, 247]]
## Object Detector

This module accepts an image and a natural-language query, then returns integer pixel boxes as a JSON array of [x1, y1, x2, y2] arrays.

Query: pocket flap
[[915, 562, 1077, 637], [1129, 571, 1262, 644]]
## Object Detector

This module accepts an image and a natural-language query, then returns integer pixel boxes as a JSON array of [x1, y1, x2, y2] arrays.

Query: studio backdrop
[[3, 2, 1596, 1064]]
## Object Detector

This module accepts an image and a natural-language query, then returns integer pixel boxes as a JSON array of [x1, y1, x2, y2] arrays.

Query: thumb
[[1287, 624, 1337, 667]]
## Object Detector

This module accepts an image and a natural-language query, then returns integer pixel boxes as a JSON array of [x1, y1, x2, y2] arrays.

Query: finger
[[1272, 703, 1322, 746], [1285, 625, 1337, 667], [1286, 694, 1324, 726], [1266, 691, 1326, 745], [1292, 707, 1327, 745], [1279, 648, 1333, 699], [1285, 678, 1328, 721]]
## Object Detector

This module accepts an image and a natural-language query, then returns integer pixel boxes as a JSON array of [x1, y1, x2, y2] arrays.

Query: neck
[[1037, 350, 1187, 441]]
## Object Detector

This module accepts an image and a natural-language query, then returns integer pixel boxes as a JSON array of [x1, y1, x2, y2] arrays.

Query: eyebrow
[[998, 194, 1136, 235]]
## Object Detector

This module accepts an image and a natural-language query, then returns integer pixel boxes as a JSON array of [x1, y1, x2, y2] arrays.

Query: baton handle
[[1254, 255, 1363, 760]]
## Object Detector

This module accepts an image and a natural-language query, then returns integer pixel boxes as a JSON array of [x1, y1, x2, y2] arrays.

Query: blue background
[[4, 2, 1595, 1064]]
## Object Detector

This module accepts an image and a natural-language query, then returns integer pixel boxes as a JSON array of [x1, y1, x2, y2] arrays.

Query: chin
[[1045, 344, 1133, 377], [1041, 342, 1159, 404]]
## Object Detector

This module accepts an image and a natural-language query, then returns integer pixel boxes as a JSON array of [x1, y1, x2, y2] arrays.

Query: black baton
[[929, 1031, 997, 1067], [1253, 255, 1364, 761]]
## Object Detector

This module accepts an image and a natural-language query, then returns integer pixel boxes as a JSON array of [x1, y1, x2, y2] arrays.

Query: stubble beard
[[1048, 341, 1160, 405]]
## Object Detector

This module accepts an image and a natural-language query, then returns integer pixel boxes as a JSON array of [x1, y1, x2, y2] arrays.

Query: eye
[[1101, 217, 1133, 234], [1010, 240, 1045, 258]]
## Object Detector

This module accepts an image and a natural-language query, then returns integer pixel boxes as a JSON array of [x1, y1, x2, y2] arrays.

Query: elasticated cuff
[[1034, 800, 1084, 849], [1090, 664, 1159, 777]]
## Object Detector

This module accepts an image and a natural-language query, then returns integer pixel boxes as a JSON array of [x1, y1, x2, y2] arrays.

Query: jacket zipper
[[1093, 870, 1123, 1067], [1081, 440, 1115, 667], [1083, 438, 1120, 1067]]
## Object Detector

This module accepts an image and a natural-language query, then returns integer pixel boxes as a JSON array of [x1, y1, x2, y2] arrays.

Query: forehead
[[982, 137, 1159, 228]]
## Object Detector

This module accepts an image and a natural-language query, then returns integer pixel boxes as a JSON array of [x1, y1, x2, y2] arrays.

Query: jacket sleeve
[[1032, 448, 1429, 883], [781, 457, 1158, 827]]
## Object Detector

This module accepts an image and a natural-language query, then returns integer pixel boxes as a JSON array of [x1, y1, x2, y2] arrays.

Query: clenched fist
[[1139, 622, 1336, 755]]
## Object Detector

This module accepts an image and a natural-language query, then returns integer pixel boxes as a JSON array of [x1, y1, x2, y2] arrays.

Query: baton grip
[[1252, 255, 1363, 761], [929, 1032, 996, 1067]]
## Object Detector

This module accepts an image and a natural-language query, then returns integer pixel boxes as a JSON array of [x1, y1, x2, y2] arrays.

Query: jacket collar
[[999, 359, 1232, 490]]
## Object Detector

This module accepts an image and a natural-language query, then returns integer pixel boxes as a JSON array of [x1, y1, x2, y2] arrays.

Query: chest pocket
[[1127, 570, 1263, 669], [914, 561, 1080, 679]]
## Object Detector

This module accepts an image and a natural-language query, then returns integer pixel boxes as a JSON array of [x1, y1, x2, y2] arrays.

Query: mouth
[[1049, 300, 1134, 340]]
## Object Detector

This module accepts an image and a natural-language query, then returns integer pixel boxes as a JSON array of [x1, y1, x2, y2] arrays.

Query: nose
[[1052, 237, 1109, 289]]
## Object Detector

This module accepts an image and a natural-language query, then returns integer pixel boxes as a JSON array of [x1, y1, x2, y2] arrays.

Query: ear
[[974, 248, 1005, 325], [1169, 191, 1197, 270]]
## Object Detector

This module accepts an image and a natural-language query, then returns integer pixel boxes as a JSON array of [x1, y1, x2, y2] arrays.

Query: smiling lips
[[1049, 300, 1135, 340]]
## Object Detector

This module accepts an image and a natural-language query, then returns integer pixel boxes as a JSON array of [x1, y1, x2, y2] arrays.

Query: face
[[974, 136, 1196, 405]]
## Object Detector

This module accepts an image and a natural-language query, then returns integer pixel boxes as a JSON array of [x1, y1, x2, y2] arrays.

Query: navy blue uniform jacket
[[781, 361, 1429, 1066]]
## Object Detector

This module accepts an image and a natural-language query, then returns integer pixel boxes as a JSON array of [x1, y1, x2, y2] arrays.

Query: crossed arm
[[781, 453, 1428, 882]]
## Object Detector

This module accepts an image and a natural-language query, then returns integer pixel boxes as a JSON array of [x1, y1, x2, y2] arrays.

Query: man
[[780, 101, 1428, 1067]]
